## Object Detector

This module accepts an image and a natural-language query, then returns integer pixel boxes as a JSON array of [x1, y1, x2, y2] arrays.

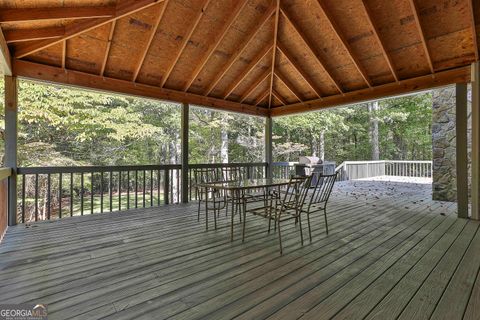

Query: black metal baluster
[[47, 173, 51, 220], [59, 173, 62, 219], [135, 170, 138, 208], [164, 169, 169, 205], [80, 172, 84, 215], [91, 172, 94, 214], [127, 171, 130, 210], [118, 171, 122, 211], [34, 173, 38, 221], [100, 171, 104, 213], [176, 169, 179, 203], [109, 171, 113, 212], [21, 174, 25, 223], [150, 170, 153, 207], [157, 169, 160, 206], [70, 172, 73, 216], [143, 170, 146, 208]]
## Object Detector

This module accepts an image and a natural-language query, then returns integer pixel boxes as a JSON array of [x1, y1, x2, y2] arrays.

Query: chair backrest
[[308, 172, 337, 207], [280, 176, 311, 212], [221, 166, 242, 182]]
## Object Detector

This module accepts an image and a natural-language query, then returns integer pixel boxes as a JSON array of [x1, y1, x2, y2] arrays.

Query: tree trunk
[[220, 115, 229, 164], [368, 102, 380, 160], [319, 130, 325, 161]]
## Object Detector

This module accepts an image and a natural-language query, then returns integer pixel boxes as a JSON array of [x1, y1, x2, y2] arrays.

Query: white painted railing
[[336, 160, 432, 181]]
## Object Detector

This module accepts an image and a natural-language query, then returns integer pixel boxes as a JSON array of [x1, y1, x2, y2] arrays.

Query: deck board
[[0, 180, 476, 320]]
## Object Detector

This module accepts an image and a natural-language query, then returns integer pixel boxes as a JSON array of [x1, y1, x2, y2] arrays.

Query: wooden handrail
[[0, 167, 12, 181]]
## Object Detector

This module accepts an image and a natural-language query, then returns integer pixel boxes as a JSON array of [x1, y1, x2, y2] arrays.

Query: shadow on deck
[[0, 180, 479, 320]]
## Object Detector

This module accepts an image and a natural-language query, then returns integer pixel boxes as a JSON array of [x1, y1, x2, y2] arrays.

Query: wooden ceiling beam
[[408, 0, 435, 73], [274, 71, 303, 102], [13, 0, 163, 59], [280, 4, 344, 94], [271, 65, 471, 116], [182, 0, 248, 92], [100, 21, 116, 76], [255, 90, 270, 106], [160, 0, 210, 88], [133, 1, 169, 82], [0, 6, 116, 23], [13, 59, 268, 117], [4, 27, 65, 43], [61, 40, 66, 69], [223, 43, 272, 99], [203, 3, 276, 96], [272, 89, 287, 105], [0, 27, 11, 75], [239, 69, 270, 103], [359, 0, 399, 82], [467, 0, 479, 61], [277, 42, 323, 99], [268, 0, 281, 109], [316, 0, 372, 87]]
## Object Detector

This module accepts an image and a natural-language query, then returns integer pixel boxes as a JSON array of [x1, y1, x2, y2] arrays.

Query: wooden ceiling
[[0, 0, 478, 116]]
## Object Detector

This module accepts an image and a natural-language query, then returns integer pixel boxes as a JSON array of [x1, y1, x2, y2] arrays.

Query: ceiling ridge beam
[[13, 59, 268, 117], [4, 27, 65, 43], [203, 3, 276, 96], [132, 1, 169, 82], [274, 71, 303, 102], [160, 0, 211, 88], [239, 69, 271, 103], [100, 21, 116, 76], [277, 42, 323, 99], [467, 0, 478, 61], [280, 4, 344, 94], [13, 0, 163, 59], [359, 0, 399, 82], [316, 0, 372, 88], [223, 43, 273, 99], [268, 0, 281, 109], [0, 6, 116, 23], [408, 0, 435, 73], [271, 65, 471, 116], [182, 0, 248, 92]]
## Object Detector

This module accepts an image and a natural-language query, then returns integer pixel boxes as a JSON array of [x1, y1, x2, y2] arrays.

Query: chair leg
[[197, 200, 201, 221], [298, 215, 304, 246], [268, 217, 272, 233], [278, 220, 283, 255], [324, 208, 329, 234], [242, 201, 247, 243], [307, 213, 312, 242]]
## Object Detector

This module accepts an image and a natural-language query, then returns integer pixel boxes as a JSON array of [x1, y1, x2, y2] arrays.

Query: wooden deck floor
[[0, 180, 479, 320]]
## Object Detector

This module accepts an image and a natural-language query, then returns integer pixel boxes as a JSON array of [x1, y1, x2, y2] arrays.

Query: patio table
[[198, 178, 291, 241]]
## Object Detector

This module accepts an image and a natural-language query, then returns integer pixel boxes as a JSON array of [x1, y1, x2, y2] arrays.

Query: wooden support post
[[472, 62, 480, 220], [4, 76, 17, 225], [181, 103, 189, 203], [265, 116, 273, 178], [456, 83, 469, 218]]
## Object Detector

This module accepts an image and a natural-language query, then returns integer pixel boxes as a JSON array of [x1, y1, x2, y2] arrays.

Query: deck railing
[[335, 160, 433, 181], [0, 167, 12, 242]]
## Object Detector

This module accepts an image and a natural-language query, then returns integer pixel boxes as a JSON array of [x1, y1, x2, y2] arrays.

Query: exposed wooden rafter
[[61, 41, 66, 69], [182, 0, 248, 92], [277, 42, 323, 99], [408, 0, 435, 73], [223, 43, 272, 99], [280, 4, 343, 94], [100, 21, 116, 76], [268, 0, 281, 109], [316, 0, 371, 87], [4, 27, 65, 43], [133, 1, 169, 82], [467, 0, 479, 61], [239, 69, 270, 103], [272, 89, 287, 105], [274, 71, 303, 102], [255, 90, 270, 106], [14, 59, 268, 117], [0, 27, 11, 75], [203, 3, 276, 96], [160, 0, 210, 88], [271, 66, 471, 116], [359, 0, 399, 82], [13, 0, 163, 59], [0, 6, 116, 23]]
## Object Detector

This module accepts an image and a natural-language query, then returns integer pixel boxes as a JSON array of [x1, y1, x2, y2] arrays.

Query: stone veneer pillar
[[432, 86, 472, 202]]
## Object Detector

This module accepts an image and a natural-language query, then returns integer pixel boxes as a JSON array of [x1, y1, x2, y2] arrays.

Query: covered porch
[[0, 0, 480, 319]]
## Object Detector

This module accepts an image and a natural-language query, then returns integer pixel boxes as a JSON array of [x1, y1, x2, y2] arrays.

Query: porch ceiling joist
[[13, 0, 163, 59], [0, 27, 11, 75], [0, 6, 116, 23], [3, 27, 65, 43], [271, 66, 471, 116], [13, 59, 268, 117]]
